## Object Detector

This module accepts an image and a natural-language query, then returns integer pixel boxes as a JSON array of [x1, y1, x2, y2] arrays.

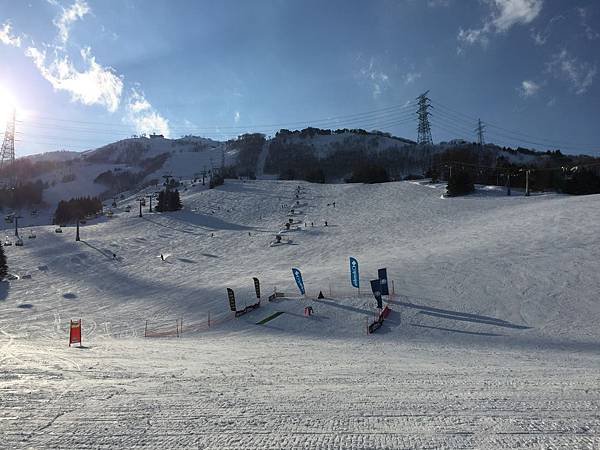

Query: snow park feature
[[367, 305, 392, 334], [0, 178, 599, 448], [227, 281, 262, 318]]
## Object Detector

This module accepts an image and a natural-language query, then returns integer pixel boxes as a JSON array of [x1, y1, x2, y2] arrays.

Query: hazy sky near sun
[[0, 0, 599, 156]]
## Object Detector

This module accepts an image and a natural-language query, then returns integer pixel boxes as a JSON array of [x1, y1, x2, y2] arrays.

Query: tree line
[[54, 197, 103, 224]]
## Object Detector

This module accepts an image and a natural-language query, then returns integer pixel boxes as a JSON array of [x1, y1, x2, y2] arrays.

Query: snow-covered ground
[[1, 180, 599, 448]]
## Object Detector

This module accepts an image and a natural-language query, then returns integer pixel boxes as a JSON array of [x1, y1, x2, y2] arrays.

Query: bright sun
[[0, 85, 20, 126]]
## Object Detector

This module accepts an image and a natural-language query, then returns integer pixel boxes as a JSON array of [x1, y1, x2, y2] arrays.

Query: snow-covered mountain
[[11, 129, 595, 213]]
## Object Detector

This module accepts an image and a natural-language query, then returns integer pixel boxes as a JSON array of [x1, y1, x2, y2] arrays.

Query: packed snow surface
[[1, 179, 599, 448]]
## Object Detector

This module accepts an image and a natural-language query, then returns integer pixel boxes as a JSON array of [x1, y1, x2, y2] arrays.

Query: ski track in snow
[[0, 179, 599, 448]]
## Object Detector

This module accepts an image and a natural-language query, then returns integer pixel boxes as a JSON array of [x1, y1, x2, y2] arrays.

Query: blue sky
[[0, 0, 599, 156]]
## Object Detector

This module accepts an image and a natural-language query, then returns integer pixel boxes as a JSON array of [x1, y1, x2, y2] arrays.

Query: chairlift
[[28, 230, 36, 239], [4, 236, 12, 246], [15, 237, 23, 247], [55, 227, 63, 233], [4, 215, 13, 224]]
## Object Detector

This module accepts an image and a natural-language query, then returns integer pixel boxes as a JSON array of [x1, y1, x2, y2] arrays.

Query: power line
[[431, 99, 598, 149], [17, 101, 417, 133]]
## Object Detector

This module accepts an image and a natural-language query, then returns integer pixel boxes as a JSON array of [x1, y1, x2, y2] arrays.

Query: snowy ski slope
[[0, 179, 598, 448]]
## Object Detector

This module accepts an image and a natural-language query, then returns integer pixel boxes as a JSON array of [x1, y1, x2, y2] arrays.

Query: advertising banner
[[253, 277, 261, 299], [69, 319, 81, 346], [349, 257, 360, 288], [378, 268, 389, 296], [370, 279, 383, 309], [292, 268, 305, 295], [227, 288, 237, 312]]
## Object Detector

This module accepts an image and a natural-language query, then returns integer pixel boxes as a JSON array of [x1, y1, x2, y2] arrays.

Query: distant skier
[[112, 253, 117, 260], [160, 254, 164, 261], [324, 221, 328, 227], [333, 202, 336, 208]]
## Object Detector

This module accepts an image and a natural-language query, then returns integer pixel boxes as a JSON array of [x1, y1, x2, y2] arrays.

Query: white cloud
[[125, 87, 170, 137], [54, 0, 90, 44], [578, 7, 599, 41], [458, 0, 543, 49], [358, 57, 390, 99], [234, 111, 240, 123], [25, 46, 123, 112], [546, 49, 596, 95], [404, 72, 422, 85], [530, 15, 564, 46], [491, 0, 543, 32], [0, 21, 21, 47], [518, 80, 540, 97], [458, 26, 491, 47], [427, 0, 450, 7]]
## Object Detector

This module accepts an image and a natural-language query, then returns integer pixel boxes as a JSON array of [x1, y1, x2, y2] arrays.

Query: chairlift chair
[[4, 237, 12, 246], [15, 238, 23, 247]]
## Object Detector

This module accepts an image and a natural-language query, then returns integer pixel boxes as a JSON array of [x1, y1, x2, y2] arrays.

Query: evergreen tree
[[155, 188, 182, 212], [0, 244, 7, 282], [169, 189, 183, 210], [562, 169, 600, 195], [346, 163, 390, 184], [446, 170, 475, 197], [155, 191, 166, 212]]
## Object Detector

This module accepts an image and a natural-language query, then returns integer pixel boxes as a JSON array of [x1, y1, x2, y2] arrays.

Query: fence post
[[176, 319, 179, 338], [180, 317, 183, 336], [144, 320, 148, 338]]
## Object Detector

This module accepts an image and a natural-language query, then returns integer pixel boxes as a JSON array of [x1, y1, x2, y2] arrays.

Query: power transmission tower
[[416, 91, 433, 146], [475, 118, 486, 179], [475, 118, 485, 148], [1, 109, 16, 186]]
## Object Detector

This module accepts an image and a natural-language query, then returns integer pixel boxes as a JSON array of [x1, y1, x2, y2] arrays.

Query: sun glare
[[0, 85, 19, 126]]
